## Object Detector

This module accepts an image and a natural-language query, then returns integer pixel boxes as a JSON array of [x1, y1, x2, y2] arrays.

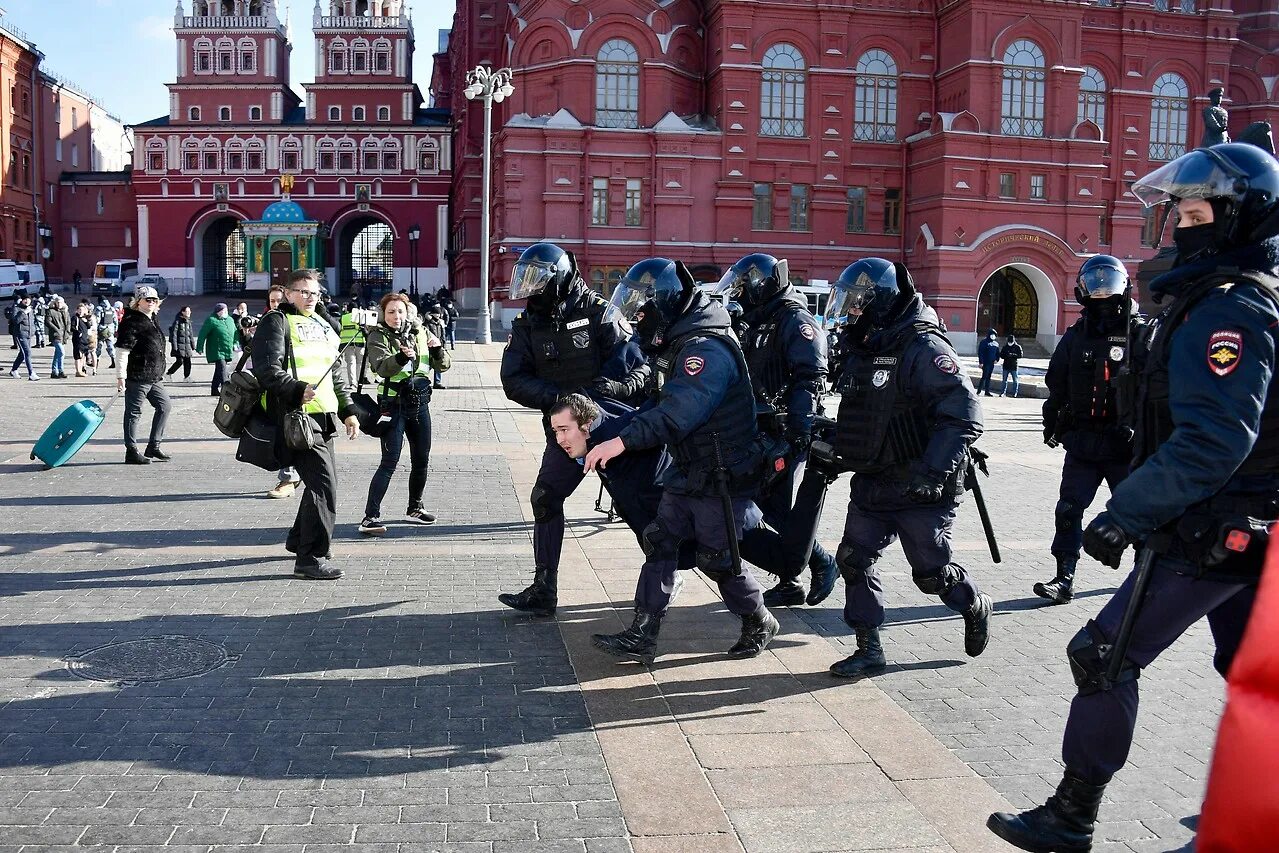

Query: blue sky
[[0, 0, 455, 124]]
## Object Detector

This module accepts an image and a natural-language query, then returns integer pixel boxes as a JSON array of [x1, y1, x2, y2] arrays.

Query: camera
[[351, 307, 379, 327], [238, 312, 261, 331]]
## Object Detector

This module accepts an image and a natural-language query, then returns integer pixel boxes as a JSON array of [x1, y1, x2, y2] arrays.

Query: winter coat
[[196, 313, 237, 363], [977, 332, 1000, 367], [169, 316, 196, 358], [6, 305, 35, 341], [999, 341, 1023, 371], [45, 305, 71, 343], [115, 308, 167, 383]]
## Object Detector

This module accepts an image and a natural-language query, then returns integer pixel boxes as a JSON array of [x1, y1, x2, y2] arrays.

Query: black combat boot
[[829, 627, 887, 678], [592, 610, 662, 664], [762, 578, 806, 607], [987, 770, 1107, 852], [727, 608, 780, 658], [497, 567, 558, 617], [124, 447, 151, 465], [1033, 555, 1078, 605], [963, 592, 993, 657], [806, 547, 839, 606]]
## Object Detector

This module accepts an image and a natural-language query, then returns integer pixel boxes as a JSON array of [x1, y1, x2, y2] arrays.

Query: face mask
[[1173, 222, 1219, 261]]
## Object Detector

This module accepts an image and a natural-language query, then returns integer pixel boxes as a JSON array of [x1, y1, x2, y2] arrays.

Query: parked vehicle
[[136, 273, 169, 298], [92, 259, 141, 296], [0, 260, 22, 299], [16, 264, 46, 293]]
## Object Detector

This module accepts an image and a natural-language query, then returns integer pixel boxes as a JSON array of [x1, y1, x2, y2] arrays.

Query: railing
[[179, 15, 276, 29], [45, 71, 100, 108], [0, 15, 32, 43], [317, 15, 407, 28]]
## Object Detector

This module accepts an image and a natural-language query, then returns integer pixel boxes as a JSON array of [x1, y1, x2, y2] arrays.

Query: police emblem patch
[[934, 354, 960, 375], [1109, 345, 1125, 362], [800, 324, 816, 341], [1207, 329, 1243, 376], [684, 355, 705, 376], [572, 330, 591, 349], [872, 369, 890, 388]]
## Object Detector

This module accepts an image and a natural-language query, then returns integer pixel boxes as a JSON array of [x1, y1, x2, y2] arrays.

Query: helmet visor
[[1078, 266, 1128, 298], [510, 260, 556, 300], [608, 280, 649, 321], [1131, 149, 1247, 208], [714, 266, 763, 301], [825, 274, 877, 326]]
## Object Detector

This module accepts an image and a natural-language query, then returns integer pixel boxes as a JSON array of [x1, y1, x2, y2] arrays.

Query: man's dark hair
[[548, 393, 600, 428], [288, 269, 318, 287]]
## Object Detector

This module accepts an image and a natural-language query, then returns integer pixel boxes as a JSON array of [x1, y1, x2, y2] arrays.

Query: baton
[[1104, 544, 1156, 686], [965, 451, 1001, 564], [711, 433, 745, 576]]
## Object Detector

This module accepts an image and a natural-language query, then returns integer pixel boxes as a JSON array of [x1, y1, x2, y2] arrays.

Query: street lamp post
[[464, 65, 514, 345], [407, 224, 421, 299]]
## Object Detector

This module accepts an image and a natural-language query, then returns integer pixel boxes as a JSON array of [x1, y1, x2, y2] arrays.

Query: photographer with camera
[[339, 301, 374, 388], [357, 292, 448, 535]]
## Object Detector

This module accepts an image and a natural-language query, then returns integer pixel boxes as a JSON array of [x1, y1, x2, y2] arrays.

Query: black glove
[[1082, 512, 1131, 569], [589, 377, 626, 400], [785, 430, 812, 457], [1043, 427, 1059, 448], [905, 471, 946, 504]]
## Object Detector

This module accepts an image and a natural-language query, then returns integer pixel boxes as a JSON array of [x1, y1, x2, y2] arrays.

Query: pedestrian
[[253, 269, 360, 580], [32, 297, 47, 348], [95, 296, 117, 369], [422, 303, 449, 389], [822, 258, 992, 678], [988, 142, 1279, 853], [496, 242, 648, 618], [166, 305, 196, 380], [586, 258, 780, 663], [259, 285, 303, 500], [115, 285, 172, 465], [71, 300, 93, 377], [6, 297, 17, 350], [1034, 256, 1142, 605], [6, 293, 39, 380], [976, 328, 1000, 396], [337, 301, 369, 388], [999, 333, 1023, 397], [717, 252, 839, 607], [437, 288, 460, 349], [72, 269, 82, 294], [196, 302, 237, 396], [45, 295, 71, 379], [357, 292, 447, 535]]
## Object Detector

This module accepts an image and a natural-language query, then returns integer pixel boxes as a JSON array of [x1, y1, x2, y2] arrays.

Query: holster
[[1149, 495, 1279, 584]]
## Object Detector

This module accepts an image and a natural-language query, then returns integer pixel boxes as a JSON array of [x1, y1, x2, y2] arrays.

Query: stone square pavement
[[0, 337, 1222, 852]]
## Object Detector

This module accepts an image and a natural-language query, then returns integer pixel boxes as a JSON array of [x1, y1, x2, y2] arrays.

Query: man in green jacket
[[196, 302, 238, 397]]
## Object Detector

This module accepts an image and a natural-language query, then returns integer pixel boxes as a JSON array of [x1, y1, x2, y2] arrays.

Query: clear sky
[[0, 0, 456, 125]]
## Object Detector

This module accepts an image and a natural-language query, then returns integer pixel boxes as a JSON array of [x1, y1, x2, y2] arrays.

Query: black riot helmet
[[609, 257, 696, 325], [1075, 255, 1130, 303], [716, 253, 789, 310], [1132, 142, 1279, 258], [510, 242, 578, 307], [828, 257, 916, 329]]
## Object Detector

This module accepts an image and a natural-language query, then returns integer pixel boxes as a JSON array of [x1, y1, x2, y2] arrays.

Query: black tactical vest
[[742, 300, 804, 410], [1067, 321, 1129, 428], [521, 297, 608, 390], [655, 330, 760, 490], [834, 326, 936, 474], [1135, 272, 1279, 477]]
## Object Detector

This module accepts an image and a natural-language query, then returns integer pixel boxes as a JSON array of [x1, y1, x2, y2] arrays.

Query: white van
[[16, 263, 46, 293], [92, 259, 141, 296], [0, 260, 21, 299]]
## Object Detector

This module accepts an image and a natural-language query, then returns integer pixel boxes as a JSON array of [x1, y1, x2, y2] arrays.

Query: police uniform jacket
[[582, 399, 671, 529], [254, 304, 356, 433], [501, 281, 646, 413], [1106, 237, 1279, 540], [1043, 313, 1140, 461], [741, 287, 827, 440]]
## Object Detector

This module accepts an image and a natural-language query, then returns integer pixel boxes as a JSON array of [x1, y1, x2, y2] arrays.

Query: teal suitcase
[[31, 398, 112, 469]]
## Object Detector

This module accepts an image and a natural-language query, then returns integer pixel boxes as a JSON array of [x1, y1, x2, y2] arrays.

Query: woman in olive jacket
[[44, 295, 71, 379]]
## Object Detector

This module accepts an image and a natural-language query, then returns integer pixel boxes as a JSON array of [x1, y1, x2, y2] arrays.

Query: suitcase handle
[[52, 429, 76, 451]]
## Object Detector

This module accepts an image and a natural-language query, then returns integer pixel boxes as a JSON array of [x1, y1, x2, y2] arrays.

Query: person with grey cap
[[115, 285, 172, 464], [196, 302, 238, 396]]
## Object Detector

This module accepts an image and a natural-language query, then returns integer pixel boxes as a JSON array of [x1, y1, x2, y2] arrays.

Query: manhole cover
[[66, 636, 237, 685]]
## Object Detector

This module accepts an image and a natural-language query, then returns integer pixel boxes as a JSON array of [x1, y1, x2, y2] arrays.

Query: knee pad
[[696, 546, 735, 582], [1067, 620, 1141, 695], [641, 521, 678, 559], [913, 564, 961, 596], [1055, 499, 1080, 534], [836, 542, 876, 585], [530, 484, 562, 523]]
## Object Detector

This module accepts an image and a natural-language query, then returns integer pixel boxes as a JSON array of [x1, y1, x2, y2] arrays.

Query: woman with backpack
[[167, 305, 196, 380]]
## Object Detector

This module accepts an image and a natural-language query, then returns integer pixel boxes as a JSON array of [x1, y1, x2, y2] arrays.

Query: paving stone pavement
[[0, 332, 1222, 853]]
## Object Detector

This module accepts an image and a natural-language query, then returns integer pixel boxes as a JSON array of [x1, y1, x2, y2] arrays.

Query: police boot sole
[[762, 587, 806, 607], [497, 594, 556, 617], [1032, 582, 1073, 605], [985, 813, 1091, 853], [806, 572, 838, 606], [591, 635, 655, 665]]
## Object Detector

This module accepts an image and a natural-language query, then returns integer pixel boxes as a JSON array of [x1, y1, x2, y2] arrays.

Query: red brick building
[[439, 0, 1277, 351], [0, 19, 41, 264], [130, 0, 450, 297]]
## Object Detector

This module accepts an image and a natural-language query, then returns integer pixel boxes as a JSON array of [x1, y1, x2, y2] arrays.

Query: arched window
[[219, 106, 232, 121], [1077, 66, 1107, 136], [1149, 72, 1189, 161], [377, 105, 390, 121], [418, 140, 439, 172], [854, 49, 898, 142], [189, 106, 202, 121], [238, 39, 257, 73], [216, 37, 234, 73], [1001, 39, 1045, 137], [761, 43, 806, 138], [351, 38, 370, 73], [353, 106, 366, 122], [195, 38, 214, 73], [328, 105, 341, 121], [595, 39, 639, 129], [249, 105, 262, 121], [373, 38, 392, 73], [329, 39, 347, 73]]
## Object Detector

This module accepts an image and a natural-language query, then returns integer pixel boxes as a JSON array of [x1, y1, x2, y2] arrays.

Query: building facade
[[130, 0, 450, 297], [0, 19, 42, 265], [440, 0, 1277, 351]]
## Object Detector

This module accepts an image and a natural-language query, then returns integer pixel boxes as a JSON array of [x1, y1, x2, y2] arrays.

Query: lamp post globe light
[[464, 65, 514, 345]]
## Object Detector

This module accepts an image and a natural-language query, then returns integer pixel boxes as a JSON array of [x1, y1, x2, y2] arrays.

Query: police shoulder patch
[[1207, 329, 1243, 376], [683, 355, 705, 376], [799, 323, 816, 341], [933, 353, 960, 375]]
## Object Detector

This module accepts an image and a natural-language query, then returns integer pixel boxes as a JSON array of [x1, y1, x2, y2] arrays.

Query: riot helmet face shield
[[511, 243, 576, 305], [716, 254, 787, 309], [1131, 149, 1248, 211], [828, 258, 901, 329], [1075, 255, 1131, 301]]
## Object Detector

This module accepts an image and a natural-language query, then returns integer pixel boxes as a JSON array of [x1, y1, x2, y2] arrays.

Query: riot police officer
[[585, 258, 780, 664], [824, 258, 992, 679], [1035, 255, 1142, 604], [717, 254, 840, 607], [498, 242, 647, 618], [989, 142, 1279, 852]]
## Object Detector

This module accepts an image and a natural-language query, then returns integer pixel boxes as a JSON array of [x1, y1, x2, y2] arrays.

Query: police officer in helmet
[[717, 253, 840, 608], [498, 242, 648, 618], [824, 258, 993, 679], [989, 142, 1279, 852], [1035, 256, 1142, 605], [585, 257, 780, 664]]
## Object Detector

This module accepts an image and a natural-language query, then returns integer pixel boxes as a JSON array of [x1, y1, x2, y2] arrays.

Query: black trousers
[[286, 432, 338, 567], [167, 356, 192, 378]]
